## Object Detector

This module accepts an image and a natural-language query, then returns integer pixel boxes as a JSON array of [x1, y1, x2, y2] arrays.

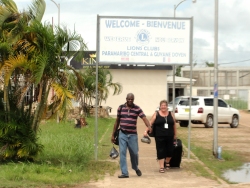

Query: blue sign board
[[214, 83, 218, 98]]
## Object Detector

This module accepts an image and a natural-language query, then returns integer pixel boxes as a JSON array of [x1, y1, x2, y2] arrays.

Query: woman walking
[[144, 100, 177, 173]]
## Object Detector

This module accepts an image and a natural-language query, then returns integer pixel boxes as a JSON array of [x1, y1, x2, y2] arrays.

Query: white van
[[174, 96, 239, 128]]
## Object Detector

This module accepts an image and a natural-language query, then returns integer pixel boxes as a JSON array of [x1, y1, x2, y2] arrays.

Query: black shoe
[[118, 174, 129, 178], [136, 169, 142, 176]]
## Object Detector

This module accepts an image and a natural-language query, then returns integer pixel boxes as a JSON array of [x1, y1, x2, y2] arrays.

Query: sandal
[[159, 168, 165, 173], [164, 162, 170, 170]]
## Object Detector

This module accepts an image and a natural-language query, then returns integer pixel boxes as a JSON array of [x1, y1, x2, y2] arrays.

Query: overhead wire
[[219, 59, 250, 65]]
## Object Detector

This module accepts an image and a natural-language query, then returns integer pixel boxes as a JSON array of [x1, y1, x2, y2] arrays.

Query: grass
[[0, 117, 118, 188], [179, 131, 245, 183], [0, 117, 248, 187]]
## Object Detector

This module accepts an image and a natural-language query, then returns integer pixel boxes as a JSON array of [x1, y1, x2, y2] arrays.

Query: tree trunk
[[27, 84, 34, 117], [31, 81, 49, 132], [3, 85, 10, 122]]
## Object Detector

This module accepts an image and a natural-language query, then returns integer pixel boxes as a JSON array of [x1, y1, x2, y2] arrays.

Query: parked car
[[174, 96, 239, 128], [156, 96, 190, 111], [168, 96, 190, 112]]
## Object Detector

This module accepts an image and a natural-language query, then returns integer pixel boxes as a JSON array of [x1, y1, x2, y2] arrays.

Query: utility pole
[[173, 0, 186, 116], [213, 0, 219, 157], [50, 0, 60, 26]]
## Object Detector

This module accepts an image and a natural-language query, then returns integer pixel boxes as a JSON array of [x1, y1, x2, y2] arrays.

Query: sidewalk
[[82, 118, 250, 188]]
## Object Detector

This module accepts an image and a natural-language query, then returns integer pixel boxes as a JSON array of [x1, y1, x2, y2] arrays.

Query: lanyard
[[164, 115, 168, 123]]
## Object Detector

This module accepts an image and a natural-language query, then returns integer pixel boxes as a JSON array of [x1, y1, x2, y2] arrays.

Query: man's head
[[126, 93, 134, 107]]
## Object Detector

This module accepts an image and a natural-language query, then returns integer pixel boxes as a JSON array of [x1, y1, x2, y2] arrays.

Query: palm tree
[[0, 0, 46, 122], [22, 21, 87, 131], [0, 0, 47, 161], [0, 0, 87, 160], [97, 68, 122, 105], [81, 66, 122, 107]]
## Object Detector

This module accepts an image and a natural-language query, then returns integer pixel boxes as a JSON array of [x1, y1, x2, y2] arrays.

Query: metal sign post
[[96, 15, 193, 160], [213, 0, 219, 157]]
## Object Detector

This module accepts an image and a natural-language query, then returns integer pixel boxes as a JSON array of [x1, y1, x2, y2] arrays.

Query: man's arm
[[142, 116, 152, 133], [143, 112, 156, 136]]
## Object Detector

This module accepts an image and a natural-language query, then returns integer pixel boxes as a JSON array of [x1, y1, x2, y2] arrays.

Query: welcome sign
[[97, 16, 193, 65]]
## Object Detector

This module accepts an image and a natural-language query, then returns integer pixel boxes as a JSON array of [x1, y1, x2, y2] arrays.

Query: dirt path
[[182, 110, 250, 161], [219, 110, 250, 159], [75, 111, 250, 188]]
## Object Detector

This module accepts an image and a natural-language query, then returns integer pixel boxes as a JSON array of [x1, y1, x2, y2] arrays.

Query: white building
[[80, 53, 250, 116], [181, 66, 250, 101], [104, 66, 250, 116]]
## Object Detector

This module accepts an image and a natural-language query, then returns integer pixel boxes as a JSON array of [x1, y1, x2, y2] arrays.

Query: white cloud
[[13, 0, 250, 66]]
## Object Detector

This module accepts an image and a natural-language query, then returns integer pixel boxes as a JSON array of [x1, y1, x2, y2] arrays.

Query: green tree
[[24, 22, 87, 131], [205, 61, 214, 67], [0, 0, 46, 121], [97, 68, 122, 105], [72, 66, 122, 116], [0, 0, 46, 161], [0, 0, 87, 161]]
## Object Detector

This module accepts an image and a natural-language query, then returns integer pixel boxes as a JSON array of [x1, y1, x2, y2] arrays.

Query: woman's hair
[[160, 100, 168, 106]]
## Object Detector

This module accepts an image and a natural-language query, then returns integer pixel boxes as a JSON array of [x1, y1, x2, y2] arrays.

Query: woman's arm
[[143, 111, 157, 136]]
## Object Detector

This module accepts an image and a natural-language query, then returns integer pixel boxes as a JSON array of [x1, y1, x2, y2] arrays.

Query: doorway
[[168, 88, 184, 102]]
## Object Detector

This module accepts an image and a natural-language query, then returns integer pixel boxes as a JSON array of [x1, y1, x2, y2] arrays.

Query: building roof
[[167, 76, 196, 84], [167, 76, 196, 83]]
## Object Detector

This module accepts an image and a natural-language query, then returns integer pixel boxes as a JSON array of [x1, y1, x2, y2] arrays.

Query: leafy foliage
[[0, 0, 122, 162], [0, 113, 43, 161], [0, 0, 87, 161]]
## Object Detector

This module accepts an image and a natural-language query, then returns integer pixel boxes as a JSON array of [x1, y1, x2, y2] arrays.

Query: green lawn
[[0, 117, 118, 188], [0, 117, 247, 187]]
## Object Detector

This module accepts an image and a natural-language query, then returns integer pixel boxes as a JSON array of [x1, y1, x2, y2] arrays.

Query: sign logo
[[135, 29, 151, 45]]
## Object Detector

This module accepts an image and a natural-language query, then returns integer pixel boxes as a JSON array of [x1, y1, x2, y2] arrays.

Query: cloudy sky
[[15, 0, 250, 67]]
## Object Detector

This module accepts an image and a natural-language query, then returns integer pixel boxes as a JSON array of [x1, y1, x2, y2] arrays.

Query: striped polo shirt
[[117, 103, 146, 134]]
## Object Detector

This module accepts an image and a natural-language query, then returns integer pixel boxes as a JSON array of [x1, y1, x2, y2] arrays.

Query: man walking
[[111, 93, 152, 178]]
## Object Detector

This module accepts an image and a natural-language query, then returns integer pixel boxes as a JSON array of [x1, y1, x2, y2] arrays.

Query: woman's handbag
[[147, 125, 155, 137]]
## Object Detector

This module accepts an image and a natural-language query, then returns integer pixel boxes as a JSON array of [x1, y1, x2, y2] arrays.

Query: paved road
[[79, 111, 250, 188]]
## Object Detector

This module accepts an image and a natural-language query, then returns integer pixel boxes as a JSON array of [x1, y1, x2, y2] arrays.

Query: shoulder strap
[[116, 105, 124, 130], [118, 105, 124, 114], [156, 111, 159, 116], [155, 111, 159, 119]]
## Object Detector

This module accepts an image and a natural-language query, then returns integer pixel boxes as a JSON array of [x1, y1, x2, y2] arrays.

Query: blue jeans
[[118, 130, 139, 175]]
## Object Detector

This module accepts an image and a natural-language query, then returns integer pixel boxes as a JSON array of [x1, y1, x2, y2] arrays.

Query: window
[[218, 99, 227, 108], [204, 99, 213, 106], [239, 71, 250, 86], [210, 71, 237, 87], [218, 71, 237, 86], [183, 71, 210, 87], [179, 98, 199, 106]]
